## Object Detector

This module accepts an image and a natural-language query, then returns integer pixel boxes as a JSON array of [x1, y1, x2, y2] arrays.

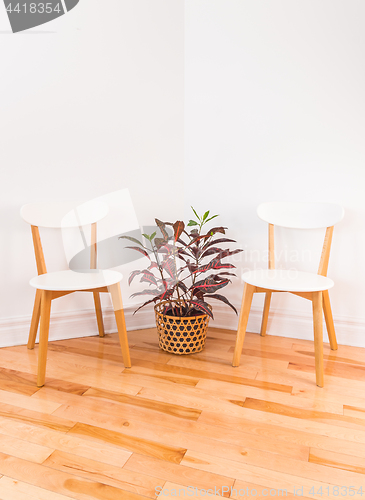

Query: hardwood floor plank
[[231, 480, 312, 499], [68, 422, 187, 464], [167, 355, 288, 377], [43, 450, 165, 498], [136, 385, 253, 417], [54, 370, 142, 396], [34, 386, 202, 428], [0, 401, 75, 432], [129, 359, 291, 393], [181, 449, 365, 489], [0, 367, 40, 396], [0, 452, 148, 500], [256, 366, 365, 395], [155, 482, 222, 498], [83, 387, 202, 421], [0, 476, 74, 500], [343, 405, 365, 420], [292, 342, 365, 364], [53, 401, 309, 463], [291, 384, 365, 410], [0, 346, 142, 395], [123, 453, 234, 497], [120, 368, 200, 387], [198, 410, 365, 459], [195, 378, 344, 414], [1, 328, 365, 499], [242, 397, 365, 430], [0, 432, 53, 463], [53, 337, 173, 365], [0, 388, 62, 414], [227, 345, 313, 365], [47, 343, 128, 365], [181, 452, 341, 500], [0, 416, 132, 468], [309, 448, 365, 475], [134, 358, 256, 380], [43, 379, 90, 396], [288, 360, 365, 381]]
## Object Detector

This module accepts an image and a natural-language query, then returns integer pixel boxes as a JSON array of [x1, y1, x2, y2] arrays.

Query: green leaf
[[187, 220, 198, 226], [150, 231, 156, 240], [142, 233, 151, 241], [205, 214, 219, 224], [202, 210, 210, 221], [191, 206, 200, 220]]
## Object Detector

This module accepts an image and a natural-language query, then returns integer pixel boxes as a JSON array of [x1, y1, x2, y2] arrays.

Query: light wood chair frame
[[28, 221, 131, 387], [233, 223, 337, 387]]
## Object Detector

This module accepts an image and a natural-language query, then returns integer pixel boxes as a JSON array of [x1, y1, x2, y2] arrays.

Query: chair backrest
[[256, 202, 344, 275], [20, 200, 108, 228], [257, 202, 344, 229], [20, 200, 109, 275]]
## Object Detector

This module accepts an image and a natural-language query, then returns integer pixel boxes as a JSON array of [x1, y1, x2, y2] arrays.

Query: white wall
[[185, 0, 365, 346], [2, 0, 365, 349], [0, 0, 184, 345]]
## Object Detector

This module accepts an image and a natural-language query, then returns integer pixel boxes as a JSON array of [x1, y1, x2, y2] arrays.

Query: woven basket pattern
[[155, 301, 210, 355]]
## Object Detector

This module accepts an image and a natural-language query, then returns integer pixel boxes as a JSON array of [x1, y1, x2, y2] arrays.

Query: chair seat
[[242, 269, 334, 292], [30, 269, 123, 291]]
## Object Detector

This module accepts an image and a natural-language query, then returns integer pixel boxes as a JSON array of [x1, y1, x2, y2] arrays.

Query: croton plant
[[120, 208, 242, 319]]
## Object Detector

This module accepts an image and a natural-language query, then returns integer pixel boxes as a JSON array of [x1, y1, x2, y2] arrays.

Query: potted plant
[[120, 208, 242, 354]]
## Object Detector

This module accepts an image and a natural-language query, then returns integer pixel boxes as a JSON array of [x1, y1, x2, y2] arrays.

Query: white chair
[[233, 202, 344, 387], [20, 200, 131, 387]]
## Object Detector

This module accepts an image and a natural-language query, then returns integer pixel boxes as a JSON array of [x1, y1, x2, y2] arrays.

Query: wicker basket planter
[[154, 301, 210, 355]]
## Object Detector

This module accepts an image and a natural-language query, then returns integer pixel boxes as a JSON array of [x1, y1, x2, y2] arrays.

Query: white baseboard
[[0, 306, 155, 348], [1, 303, 364, 349], [210, 302, 365, 349]]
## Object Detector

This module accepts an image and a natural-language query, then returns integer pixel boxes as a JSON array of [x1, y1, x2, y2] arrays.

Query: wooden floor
[[0, 327, 365, 499]]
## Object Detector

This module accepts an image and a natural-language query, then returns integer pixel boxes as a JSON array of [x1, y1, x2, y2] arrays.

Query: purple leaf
[[193, 277, 230, 294], [186, 260, 198, 273], [133, 297, 159, 314], [154, 238, 168, 250], [193, 257, 235, 274], [173, 221, 185, 242], [155, 219, 169, 240], [214, 272, 237, 278], [189, 299, 214, 319], [177, 281, 188, 293], [202, 238, 236, 250], [130, 289, 161, 298], [140, 270, 158, 286], [206, 226, 226, 236], [201, 247, 223, 259], [205, 294, 237, 314], [148, 262, 159, 270], [128, 270, 141, 286], [162, 257, 177, 279], [125, 246, 150, 260], [217, 248, 243, 259]]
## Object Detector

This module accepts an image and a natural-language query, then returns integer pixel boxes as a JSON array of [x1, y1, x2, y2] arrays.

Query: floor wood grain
[[0, 327, 364, 499]]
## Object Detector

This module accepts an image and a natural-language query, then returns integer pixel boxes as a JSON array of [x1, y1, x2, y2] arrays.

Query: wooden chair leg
[[28, 289, 42, 349], [37, 290, 52, 387], [322, 290, 338, 351], [232, 283, 255, 367], [93, 292, 105, 337], [312, 291, 324, 388], [109, 283, 131, 368], [260, 291, 272, 337]]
